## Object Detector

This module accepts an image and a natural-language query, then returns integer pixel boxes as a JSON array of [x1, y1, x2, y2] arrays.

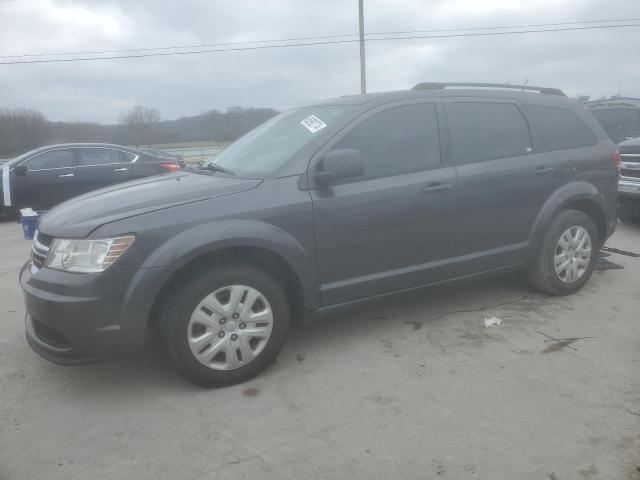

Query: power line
[[1, 17, 639, 60], [1, 22, 640, 66], [367, 17, 640, 36], [0, 33, 359, 59]]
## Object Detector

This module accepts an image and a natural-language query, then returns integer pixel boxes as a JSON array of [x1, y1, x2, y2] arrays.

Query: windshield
[[2, 146, 49, 166], [2, 152, 28, 166], [206, 105, 349, 176]]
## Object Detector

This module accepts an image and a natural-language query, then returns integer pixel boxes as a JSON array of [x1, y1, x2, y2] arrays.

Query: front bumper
[[20, 261, 170, 364], [619, 179, 640, 214]]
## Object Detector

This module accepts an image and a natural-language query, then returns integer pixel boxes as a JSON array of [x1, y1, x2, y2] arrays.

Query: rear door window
[[78, 148, 124, 166], [331, 103, 441, 182], [26, 149, 75, 170], [525, 105, 597, 150], [446, 102, 533, 164]]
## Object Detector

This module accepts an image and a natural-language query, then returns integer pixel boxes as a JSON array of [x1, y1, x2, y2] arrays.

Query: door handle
[[113, 168, 128, 172], [58, 173, 74, 178], [532, 166, 556, 175], [422, 183, 453, 193]]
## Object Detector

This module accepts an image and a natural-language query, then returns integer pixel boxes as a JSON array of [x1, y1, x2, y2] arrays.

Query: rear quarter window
[[525, 105, 597, 151], [120, 151, 138, 162]]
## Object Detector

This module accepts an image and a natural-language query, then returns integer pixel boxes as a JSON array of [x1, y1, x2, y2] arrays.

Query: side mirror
[[13, 164, 28, 176], [314, 149, 365, 185]]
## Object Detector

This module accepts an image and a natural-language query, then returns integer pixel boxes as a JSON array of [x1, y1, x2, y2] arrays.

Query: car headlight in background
[[45, 235, 135, 273]]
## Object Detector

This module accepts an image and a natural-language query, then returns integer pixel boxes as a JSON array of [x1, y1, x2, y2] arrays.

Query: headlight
[[45, 235, 135, 273]]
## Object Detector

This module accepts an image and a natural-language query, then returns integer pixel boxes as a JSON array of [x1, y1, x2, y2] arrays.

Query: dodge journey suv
[[20, 82, 619, 387]]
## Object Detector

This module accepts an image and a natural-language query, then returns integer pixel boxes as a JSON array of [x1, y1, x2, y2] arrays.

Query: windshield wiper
[[204, 162, 235, 175]]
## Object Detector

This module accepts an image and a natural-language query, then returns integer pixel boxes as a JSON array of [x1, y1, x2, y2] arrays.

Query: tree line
[[0, 105, 279, 157]]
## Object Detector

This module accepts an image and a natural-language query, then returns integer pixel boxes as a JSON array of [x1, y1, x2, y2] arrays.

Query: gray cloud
[[0, 0, 639, 123]]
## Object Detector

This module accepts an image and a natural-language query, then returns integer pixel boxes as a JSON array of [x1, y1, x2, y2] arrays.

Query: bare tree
[[0, 104, 279, 156], [118, 105, 161, 146], [0, 108, 50, 157]]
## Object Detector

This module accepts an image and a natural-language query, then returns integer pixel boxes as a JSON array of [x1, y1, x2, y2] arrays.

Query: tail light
[[160, 162, 180, 173], [611, 148, 621, 174]]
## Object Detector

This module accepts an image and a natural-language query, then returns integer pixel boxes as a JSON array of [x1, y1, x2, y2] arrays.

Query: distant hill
[[0, 106, 279, 157]]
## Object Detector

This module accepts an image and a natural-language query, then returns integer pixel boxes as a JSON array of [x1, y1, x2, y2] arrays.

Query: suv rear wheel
[[529, 209, 599, 295], [162, 264, 290, 387]]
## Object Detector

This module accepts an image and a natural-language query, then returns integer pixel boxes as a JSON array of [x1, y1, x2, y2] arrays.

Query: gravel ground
[[1, 217, 639, 480]]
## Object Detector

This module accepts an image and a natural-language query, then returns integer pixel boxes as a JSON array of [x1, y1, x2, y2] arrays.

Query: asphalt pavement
[[1, 217, 639, 480]]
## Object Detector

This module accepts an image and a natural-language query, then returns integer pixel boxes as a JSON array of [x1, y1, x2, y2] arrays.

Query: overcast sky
[[1, 0, 639, 124]]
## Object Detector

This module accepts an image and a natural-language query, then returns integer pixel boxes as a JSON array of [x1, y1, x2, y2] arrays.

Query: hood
[[618, 136, 640, 153], [39, 172, 261, 237]]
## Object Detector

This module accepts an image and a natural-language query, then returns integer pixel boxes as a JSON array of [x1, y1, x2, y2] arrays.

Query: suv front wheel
[[162, 263, 290, 387], [529, 209, 599, 295]]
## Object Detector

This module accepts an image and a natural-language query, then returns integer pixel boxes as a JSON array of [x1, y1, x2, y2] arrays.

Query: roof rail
[[412, 82, 566, 97]]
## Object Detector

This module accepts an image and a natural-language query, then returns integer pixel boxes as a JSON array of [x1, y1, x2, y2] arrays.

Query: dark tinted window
[[526, 105, 597, 150], [447, 102, 533, 164], [27, 149, 75, 170], [589, 107, 640, 144], [78, 148, 124, 166], [331, 103, 440, 181]]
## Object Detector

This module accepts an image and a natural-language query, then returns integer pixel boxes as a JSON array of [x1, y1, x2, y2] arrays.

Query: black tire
[[0, 207, 19, 220], [529, 209, 599, 296], [162, 263, 290, 387]]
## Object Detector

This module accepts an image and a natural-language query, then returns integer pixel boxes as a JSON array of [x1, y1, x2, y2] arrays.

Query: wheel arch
[[562, 198, 607, 243], [143, 220, 318, 332], [148, 245, 309, 330], [529, 182, 608, 263]]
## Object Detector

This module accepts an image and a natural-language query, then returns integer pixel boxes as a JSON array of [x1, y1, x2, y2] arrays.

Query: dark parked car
[[1, 143, 181, 213], [20, 83, 619, 387], [140, 148, 186, 168], [617, 136, 640, 220]]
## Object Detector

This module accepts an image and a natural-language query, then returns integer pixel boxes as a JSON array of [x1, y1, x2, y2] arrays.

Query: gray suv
[[20, 83, 619, 387]]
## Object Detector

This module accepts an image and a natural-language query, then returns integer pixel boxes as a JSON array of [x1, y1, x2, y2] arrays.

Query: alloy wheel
[[554, 225, 592, 283]]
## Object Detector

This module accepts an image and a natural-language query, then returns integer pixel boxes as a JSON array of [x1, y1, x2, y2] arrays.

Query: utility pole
[[358, 0, 366, 95]]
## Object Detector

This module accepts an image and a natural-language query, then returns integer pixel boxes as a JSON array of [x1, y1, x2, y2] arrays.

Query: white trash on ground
[[483, 316, 502, 328], [19, 207, 38, 217]]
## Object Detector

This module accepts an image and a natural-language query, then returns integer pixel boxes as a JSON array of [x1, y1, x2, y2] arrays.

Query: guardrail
[[163, 146, 225, 161]]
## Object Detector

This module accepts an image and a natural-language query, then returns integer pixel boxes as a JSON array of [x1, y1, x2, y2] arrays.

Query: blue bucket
[[20, 215, 39, 240]]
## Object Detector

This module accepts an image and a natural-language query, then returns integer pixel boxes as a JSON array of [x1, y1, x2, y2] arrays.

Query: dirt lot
[[0, 218, 639, 480]]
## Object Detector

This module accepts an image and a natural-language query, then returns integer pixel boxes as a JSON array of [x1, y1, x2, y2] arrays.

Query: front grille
[[620, 155, 640, 180], [36, 231, 53, 247], [32, 318, 71, 349], [31, 230, 51, 270], [31, 250, 46, 269], [621, 169, 640, 179]]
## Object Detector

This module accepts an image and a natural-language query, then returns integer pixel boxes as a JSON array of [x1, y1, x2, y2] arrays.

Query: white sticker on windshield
[[300, 115, 327, 133]]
